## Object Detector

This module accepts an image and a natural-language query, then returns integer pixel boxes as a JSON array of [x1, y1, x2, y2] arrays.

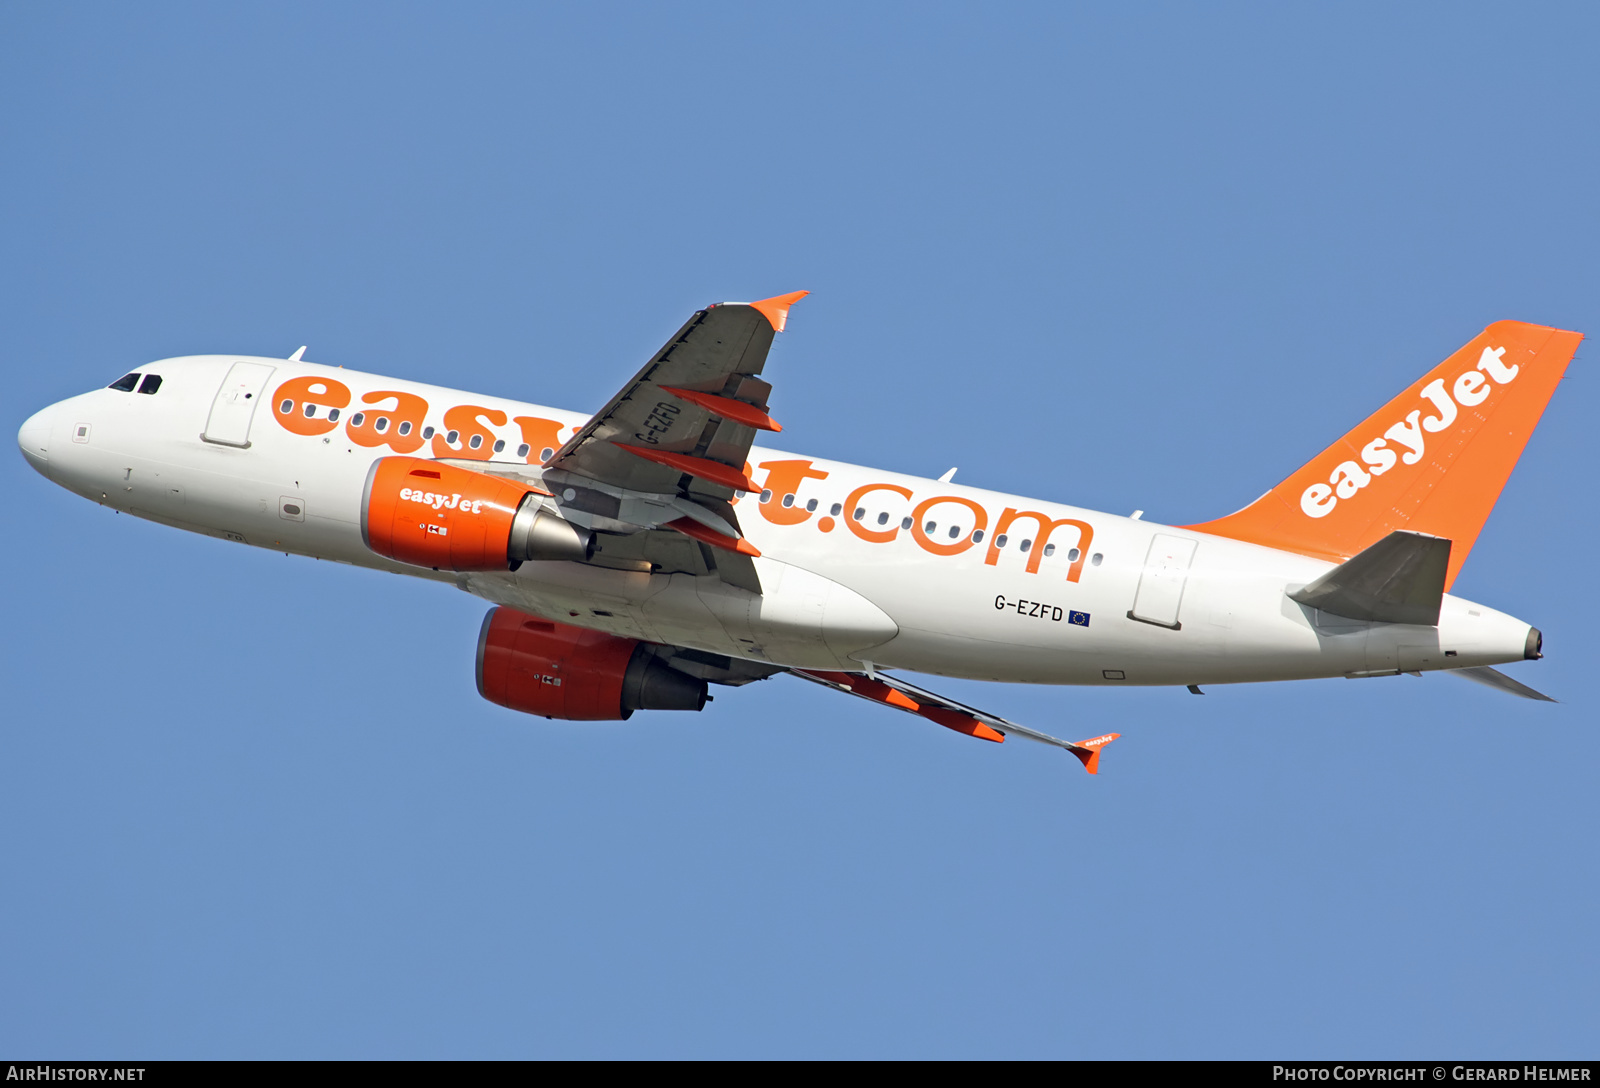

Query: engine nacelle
[[362, 456, 591, 571], [475, 607, 709, 721]]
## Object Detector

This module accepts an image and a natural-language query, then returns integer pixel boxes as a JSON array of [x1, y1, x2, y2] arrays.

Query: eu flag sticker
[[1068, 611, 1091, 627]]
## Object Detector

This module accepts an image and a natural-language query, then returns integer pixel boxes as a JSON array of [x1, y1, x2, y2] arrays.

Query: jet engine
[[362, 456, 592, 571], [475, 606, 709, 720]]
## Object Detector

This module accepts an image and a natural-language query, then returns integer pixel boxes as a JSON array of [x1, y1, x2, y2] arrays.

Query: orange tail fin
[[1184, 321, 1581, 589]]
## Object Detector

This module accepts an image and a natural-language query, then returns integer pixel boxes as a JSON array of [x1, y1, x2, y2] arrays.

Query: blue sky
[[3, 3, 1597, 1058]]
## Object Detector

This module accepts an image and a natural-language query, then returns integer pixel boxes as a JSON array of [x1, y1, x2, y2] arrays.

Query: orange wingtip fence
[[1184, 321, 1582, 589], [1068, 733, 1120, 775], [747, 290, 809, 333]]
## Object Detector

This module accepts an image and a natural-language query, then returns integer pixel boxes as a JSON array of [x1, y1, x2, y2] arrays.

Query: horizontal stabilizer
[[1450, 665, 1557, 702], [1288, 530, 1450, 625]]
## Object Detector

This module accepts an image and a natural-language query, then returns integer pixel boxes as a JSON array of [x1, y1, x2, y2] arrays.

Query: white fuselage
[[19, 355, 1537, 686]]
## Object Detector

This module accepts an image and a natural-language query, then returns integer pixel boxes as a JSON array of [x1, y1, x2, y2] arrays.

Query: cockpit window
[[108, 373, 140, 392], [138, 374, 162, 395]]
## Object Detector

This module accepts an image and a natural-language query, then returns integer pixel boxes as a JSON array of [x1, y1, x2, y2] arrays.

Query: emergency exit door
[[1129, 534, 1198, 630]]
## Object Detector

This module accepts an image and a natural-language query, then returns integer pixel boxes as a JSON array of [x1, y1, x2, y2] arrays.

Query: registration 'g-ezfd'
[[18, 294, 1576, 773]]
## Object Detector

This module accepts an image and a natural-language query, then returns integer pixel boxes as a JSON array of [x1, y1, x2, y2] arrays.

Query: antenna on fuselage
[[937, 467, 957, 483], [288, 346, 307, 362]]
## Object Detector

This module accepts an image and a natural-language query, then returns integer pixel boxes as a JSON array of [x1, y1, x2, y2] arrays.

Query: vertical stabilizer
[[1185, 321, 1581, 588]]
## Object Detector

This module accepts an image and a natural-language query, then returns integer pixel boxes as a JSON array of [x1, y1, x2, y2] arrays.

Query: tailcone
[[1435, 596, 1543, 670]]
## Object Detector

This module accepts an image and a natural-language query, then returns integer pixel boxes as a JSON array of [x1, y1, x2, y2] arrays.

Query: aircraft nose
[[18, 404, 54, 475]]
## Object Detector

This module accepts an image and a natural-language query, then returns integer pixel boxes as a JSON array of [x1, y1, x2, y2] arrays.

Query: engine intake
[[475, 607, 708, 721], [362, 456, 592, 571]]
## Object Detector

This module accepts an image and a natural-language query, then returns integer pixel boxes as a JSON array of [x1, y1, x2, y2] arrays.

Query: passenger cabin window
[[137, 374, 162, 395], [830, 503, 842, 517], [516, 443, 530, 458], [108, 373, 140, 392], [805, 499, 818, 512]]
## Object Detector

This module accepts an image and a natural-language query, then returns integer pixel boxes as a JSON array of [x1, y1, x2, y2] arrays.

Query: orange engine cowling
[[362, 456, 591, 571], [475, 607, 709, 721]]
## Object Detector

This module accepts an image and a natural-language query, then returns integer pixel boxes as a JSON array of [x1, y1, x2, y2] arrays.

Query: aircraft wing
[[547, 293, 802, 493], [527, 292, 807, 594], [789, 668, 1121, 774], [452, 293, 804, 593]]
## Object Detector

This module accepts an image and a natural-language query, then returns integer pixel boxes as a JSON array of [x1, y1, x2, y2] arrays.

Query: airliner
[[16, 293, 1577, 773]]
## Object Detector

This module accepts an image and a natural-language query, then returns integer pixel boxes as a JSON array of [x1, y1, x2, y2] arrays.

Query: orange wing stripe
[[917, 705, 1006, 743], [663, 517, 761, 557], [801, 671, 1006, 744], [620, 445, 761, 492], [660, 387, 782, 432]]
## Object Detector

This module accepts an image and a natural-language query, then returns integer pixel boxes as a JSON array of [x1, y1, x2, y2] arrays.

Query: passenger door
[[203, 362, 276, 448]]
